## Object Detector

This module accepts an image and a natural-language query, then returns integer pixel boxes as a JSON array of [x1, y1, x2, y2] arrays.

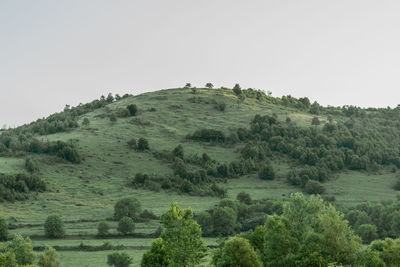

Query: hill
[[1, 86, 400, 266]]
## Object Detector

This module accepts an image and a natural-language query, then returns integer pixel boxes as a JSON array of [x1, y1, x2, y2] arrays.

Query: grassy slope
[[1, 88, 399, 266], [1, 88, 399, 223]]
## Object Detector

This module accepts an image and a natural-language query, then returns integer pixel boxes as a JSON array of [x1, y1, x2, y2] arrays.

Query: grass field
[[1, 88, 399, 266]]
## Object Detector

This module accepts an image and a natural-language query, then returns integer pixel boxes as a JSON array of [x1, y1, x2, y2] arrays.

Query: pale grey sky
[[1, 0, 400, 127]]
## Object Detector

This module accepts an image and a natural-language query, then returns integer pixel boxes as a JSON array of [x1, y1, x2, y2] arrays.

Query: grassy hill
[[1, 87, 400, 266]]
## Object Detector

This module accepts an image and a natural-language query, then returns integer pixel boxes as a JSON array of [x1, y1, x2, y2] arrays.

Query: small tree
[[7, 234, 36, 265], [141, 238, 169, 267], [184, 83, 192, 89], [107, 252, 133, 267], [25, 157, 39, 173], [0, 217, 8, 241], [97, 221, 110, 237], [191, 87, 197, 94], [205, 83, 214, 89], [38, 246, 60, 267], [44, 214, 65, 238], [82, 118, 90, 126], [160, 202, 207, 266], [106, 93, 114, 103], [127, 104, 138, 116], [258, 164, 275, 180], [109, 114, 117, 123], [212, 236, 262, 267], [137, 138, 149, 151], [311, 117, 321, 126], [118, 217, 135, 235], [233, 83, 242, 96], [127, 138, 137, 149], [356, 224, 378, 244], [172, 144, 184, 159], [114, 197, 142, 220], [236, 192, 252, 205]]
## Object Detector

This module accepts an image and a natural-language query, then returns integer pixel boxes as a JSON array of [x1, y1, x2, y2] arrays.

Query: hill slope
[[0, 87, 399, 225]]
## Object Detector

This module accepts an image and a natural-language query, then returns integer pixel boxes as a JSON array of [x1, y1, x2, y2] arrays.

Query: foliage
[[258, 164, 275, 180], [159, 202, 207, 266], [233, 84, 242, 96], [97, 221, 110, 237], [44, 214, 65, 238], [114, 197, 142, 220], [140, 238, 169, 267], [262, 193, 362, 266], [127, 104, 138, 116], [107, 252, 133, 267], [137, 138, 149, 151], [117, 217, 135, 235], [0, 173, 46, 202], [212, 236, 262, 267], [0, 217, 8, 241], [25, 157, 39, 173], [6, 234, 36, 265], [236, 192, 252, 205], [38, 247, 60, 267]]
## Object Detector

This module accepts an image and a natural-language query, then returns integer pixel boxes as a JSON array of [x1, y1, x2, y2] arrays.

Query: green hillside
[[1, 86, 400, 266]]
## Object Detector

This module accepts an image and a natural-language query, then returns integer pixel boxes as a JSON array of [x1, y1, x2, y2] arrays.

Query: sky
[[1, 0, 400, 127]]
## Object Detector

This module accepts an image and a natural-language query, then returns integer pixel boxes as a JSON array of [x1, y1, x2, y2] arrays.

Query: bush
[[172, 144, 184, 159], [127, 138, 137, 149], [356, 224, 378, 244], [82, 118, 90, 126], [0, 216, 8, 241], [109, 114, 117, 122], [25, 157, 39, 173], [107, 252, 133, 267], [38, 246, 60, 267], [97, 221, 110, 237], [236, 192, 252, 205], [44, 214, 65, 238], [114, 197, 142, 220], [311, 116, 321, 126], [127, 104, 138, 116], [140, 210, 159, 220], [117, 217, 135, 235], [304, 180, 325, 195], [141, 238, 169, 267], [188, 129, 226, 143], [212, 236, 262, 267], [258, 164, 275, 180], [137, 138, 149, 151], [215, 103, 226, 112]]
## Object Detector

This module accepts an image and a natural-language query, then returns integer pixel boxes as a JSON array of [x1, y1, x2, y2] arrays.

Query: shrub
[[140, 210, 159, 220], [0, 216, 8, 241], [107, 252, 133, 267], [97, 221, 110, 237], [141, 238, 169, 267], [127, 138, 137, 149], [212, 236, 262, 267], [117, 217, 135, 235], [258, 164, 275, 180], [137, 138, 149, 151], [393, 179, 400, 191], [188, 129, 226, 143], [304, 180, 325, 195], [311, 117, 321, 126], [109, 114, 117, 122], [127, 104, 138, 116], [25, 157, 39, 173], [82, 118, 90, 126], [356, 224, 378, 244], [215, 103, 226, 112], [236, 192, 252, 205], [114, 197, 142, 220], [44, 214, 65, 238], [38, 246, 60, 267], [172, 144, 184, 159]]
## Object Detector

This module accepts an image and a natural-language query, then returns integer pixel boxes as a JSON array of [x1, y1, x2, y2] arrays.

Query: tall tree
[[160, 202, 207, 266]]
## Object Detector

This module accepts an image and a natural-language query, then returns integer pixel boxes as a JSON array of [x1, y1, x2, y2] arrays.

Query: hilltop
[[0, 86, 400, 226]]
